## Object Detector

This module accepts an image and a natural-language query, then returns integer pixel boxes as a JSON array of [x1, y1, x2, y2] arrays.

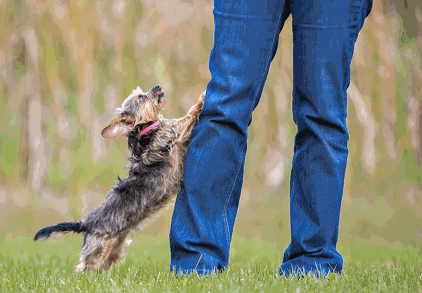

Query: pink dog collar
[[139, 120, 161, 137]]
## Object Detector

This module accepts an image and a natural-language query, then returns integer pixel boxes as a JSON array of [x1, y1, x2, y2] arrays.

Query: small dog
[[34, 85, 205, 273]]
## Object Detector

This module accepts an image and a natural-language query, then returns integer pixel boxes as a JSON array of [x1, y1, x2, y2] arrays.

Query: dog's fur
[[34, 85, 204, 273]]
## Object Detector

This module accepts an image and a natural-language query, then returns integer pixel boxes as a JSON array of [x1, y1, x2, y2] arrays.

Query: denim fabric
[[169, 0, 372, 276]]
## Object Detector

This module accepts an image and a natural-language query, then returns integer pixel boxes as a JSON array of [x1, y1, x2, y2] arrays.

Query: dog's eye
[[138, 95, 145, 102]]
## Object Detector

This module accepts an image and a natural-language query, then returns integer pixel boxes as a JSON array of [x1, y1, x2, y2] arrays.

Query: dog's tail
[[34, 222, 86, 241]]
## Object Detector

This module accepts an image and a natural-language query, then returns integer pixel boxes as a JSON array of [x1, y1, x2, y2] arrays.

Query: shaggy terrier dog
[[34, 85, 205, 273]]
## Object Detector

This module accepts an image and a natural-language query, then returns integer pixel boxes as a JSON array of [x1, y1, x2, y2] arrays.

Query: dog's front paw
[[199, 91, 205, 103]]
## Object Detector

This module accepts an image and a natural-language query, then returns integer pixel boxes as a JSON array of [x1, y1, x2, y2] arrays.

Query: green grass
[[0, 235, 421, 292]]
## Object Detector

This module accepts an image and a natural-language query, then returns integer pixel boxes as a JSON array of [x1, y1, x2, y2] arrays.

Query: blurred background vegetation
[[0, 0, 421, 255]]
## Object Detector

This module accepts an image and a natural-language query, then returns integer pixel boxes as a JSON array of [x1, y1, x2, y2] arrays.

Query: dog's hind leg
[[100, 231, 130, 271], [75, 233, 108, 273], [75, 232, 130, 273]]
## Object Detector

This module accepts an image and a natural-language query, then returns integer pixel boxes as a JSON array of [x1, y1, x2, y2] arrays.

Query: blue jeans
[[170, 0, 372, 276]]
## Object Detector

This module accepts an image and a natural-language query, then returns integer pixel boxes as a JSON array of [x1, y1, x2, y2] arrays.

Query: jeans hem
[[170, 267, 225, 276]]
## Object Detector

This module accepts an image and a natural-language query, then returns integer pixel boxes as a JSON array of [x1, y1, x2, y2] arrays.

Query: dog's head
[[101, 85, 166, 139]]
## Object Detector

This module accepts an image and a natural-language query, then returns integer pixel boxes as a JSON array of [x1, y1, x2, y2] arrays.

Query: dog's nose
[[152, 85, 161, 92]]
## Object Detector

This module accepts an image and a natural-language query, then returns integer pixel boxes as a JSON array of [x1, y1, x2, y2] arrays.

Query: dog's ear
[[101, 116, 134, 139]]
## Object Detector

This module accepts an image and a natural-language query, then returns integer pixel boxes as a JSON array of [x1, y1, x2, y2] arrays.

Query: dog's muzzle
[[150, 85, 165, 102]]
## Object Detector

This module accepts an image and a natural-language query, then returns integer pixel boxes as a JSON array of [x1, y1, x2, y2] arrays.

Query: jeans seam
[[223, 139, 247, 244], [255, 3, 285, 96], [222, 2, 284, 243], [293, 23, 353, 29], [213, 9, 260, 19]]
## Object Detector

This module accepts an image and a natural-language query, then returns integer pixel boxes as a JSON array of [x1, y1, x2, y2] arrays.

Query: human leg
[[169, 0, 291, 275], [279, 0, 373, 277]]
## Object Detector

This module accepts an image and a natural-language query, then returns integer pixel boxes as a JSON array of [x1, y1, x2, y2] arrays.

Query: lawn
[[1, 235, 421, 292]]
